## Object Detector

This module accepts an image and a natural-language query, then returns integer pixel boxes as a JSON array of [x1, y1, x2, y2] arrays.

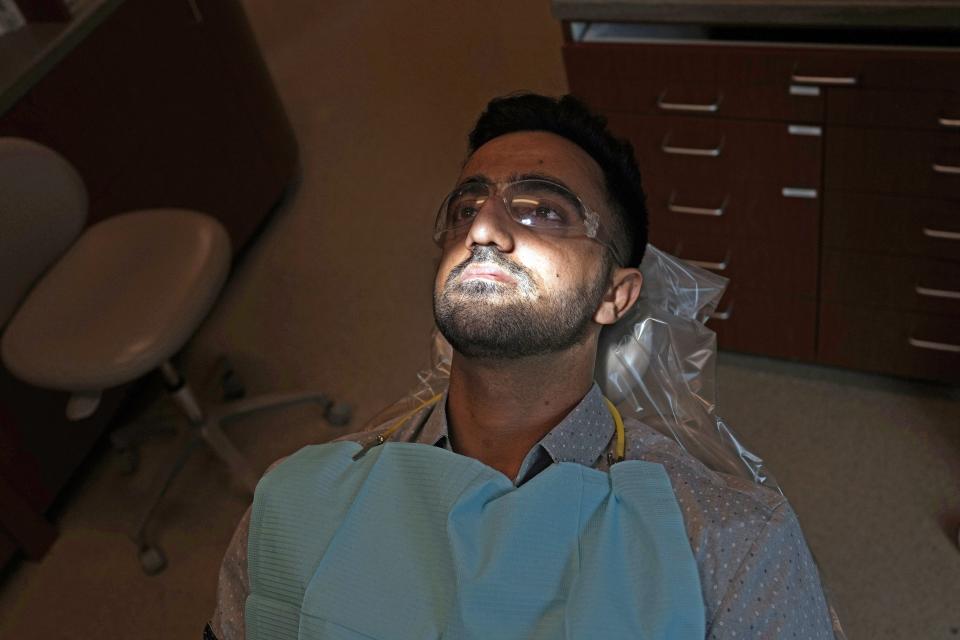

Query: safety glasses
[[433, 178, 623, 265]]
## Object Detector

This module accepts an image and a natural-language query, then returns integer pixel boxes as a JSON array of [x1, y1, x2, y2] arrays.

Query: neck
[[445, 341, 597, 481]]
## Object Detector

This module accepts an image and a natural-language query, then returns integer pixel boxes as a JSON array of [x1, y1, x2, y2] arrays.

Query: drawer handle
[[790, 73, 858, 86], [789, 85, 821, 97], [938, 117, 960, 128], [710, 301, 734, 321], [915, 285, 960, 301], [908, 337, 960, 354], [685, 254, 729, 272], [657, 91, 721, 113], [661, 133, 724, 158], [923, 227, 960, 241], [932, 162, 960, 175], [787, 124, 822, 137], [668, 192, 727, 217], [782, 187, 818, 199]]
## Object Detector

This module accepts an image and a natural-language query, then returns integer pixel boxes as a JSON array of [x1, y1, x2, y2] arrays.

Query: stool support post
[[160, 360, 205, 424]]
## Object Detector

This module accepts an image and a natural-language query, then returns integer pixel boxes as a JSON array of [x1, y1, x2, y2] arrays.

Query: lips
[[460, 263, 516, 284]]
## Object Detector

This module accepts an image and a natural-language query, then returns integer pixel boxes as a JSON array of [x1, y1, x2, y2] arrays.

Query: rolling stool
[[0, 137, 350, 574]]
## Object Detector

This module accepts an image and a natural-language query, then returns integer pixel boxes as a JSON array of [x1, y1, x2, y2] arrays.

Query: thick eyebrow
[[456, 172, 574, 191], [457, 173, 492, 187]]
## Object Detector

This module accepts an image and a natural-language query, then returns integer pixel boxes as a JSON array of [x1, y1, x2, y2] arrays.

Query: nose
[[464, 195, 515, 254]]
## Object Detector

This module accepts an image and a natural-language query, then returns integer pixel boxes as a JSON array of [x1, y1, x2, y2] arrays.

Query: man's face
[[433, 131, 616, 360]]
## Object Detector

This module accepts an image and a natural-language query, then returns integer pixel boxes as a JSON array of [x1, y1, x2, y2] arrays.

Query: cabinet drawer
[[828, 88, 960, 131], [651, 230, 818, 297], [819, 303, 960, 383], [646, 180, 819, 244], [707, 284, 817, 360], [826, 127, 960, 199], [788, 46, 960, 92], [609, 114, 822, 190], [821, 250, 960, 315], [822, 192, 960, 259], [564, 42, 825, 122]]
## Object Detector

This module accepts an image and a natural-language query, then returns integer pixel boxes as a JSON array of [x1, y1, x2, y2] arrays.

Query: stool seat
[[1, 209, 231, 392]]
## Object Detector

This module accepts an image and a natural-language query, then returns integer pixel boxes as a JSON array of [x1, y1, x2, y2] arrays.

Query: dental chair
[[0, 137, 350, 574], [363, 244, 846, 639]]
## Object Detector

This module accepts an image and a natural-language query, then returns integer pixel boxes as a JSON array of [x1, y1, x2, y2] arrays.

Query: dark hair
[[467, 93, 647, 267]]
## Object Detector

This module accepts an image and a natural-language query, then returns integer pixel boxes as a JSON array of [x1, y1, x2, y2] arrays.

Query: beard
[[433, 246, 610, 360]]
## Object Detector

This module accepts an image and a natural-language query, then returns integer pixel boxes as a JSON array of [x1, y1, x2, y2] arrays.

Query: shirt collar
[[417, 392, 451, 448], [416, 382, 615, 470], [537, 383, 615, 468]]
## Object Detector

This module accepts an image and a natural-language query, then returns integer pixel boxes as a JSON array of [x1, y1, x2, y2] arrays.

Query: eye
[[454, 204, 477, 220], [512, 196, 570, 227], [533, 205, 563, 221], [447, 195, 484, 224]]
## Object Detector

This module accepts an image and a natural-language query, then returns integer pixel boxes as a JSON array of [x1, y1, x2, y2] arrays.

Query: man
[[208, 93, 836, 639]]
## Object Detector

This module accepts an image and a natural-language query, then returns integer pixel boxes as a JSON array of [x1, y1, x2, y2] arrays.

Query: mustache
[[446, 246, 533, 287]]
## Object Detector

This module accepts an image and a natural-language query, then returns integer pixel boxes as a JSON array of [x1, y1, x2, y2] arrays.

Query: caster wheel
[[117, 447, 140, 475], [139, 545, 167, 576], [326, 402, 352, 426]]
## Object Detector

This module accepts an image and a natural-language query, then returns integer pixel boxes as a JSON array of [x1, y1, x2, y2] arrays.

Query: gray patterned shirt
[[210, 384, 836, 639]]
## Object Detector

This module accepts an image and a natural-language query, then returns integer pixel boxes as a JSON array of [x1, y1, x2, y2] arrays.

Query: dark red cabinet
[[563, 25, 960, 382]]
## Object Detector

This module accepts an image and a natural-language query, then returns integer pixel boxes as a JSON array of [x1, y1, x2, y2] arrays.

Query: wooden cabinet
[[0, 0, 297, 567], [0, 0, 297, 248], [563, 25, 960, 382]]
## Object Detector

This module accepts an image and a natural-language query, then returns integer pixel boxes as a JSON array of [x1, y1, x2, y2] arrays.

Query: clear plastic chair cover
[[362, 244, 776, 492]]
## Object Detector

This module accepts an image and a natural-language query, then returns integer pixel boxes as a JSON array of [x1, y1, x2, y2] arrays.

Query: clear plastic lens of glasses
[[506, 182, 582, 230], [436, 180, 587, 242], [442, 184, 489, 235]]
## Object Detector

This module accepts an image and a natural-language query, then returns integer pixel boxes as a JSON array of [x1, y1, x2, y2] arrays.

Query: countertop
[[0, 0, 123, 116], [552, 0, 960, 29]]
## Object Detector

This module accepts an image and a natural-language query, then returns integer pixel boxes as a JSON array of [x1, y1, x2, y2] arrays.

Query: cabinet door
[[822, 192, 960, 260], [608, 114, 822, 191], [667, 230, 819, 297], [819, 303, 960, 383], [0, 0, 297, 250], [826, 127, 960, 199], [563, 42, 824, 122], [828, 88, 960, 131], [646, 180, 819, 246], [821, 250, 960, 315], [792, 46, 960, 92], [706, 284, 817, 360]]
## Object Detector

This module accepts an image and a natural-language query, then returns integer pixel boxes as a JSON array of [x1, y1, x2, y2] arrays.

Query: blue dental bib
[[246, 441, 704, 639]]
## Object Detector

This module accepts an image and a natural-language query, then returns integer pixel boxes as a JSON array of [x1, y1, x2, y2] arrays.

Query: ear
[[593, 267, 643, 326]]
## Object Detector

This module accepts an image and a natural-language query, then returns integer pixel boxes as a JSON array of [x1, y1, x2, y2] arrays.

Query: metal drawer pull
[[790, 73, 858, 86], [915, 286, 960, 301], [923, 227, 960, 241], [789, 85, 821, 97], [938, 117, 960, 128], [668, 192, 726, 217], [932, 163, 960, 175], [908, 337, 960, 354], [782, 187, 818, 199], [710, 302, 734, 321], [685, 255, 729, 272], [657, 91, 721, 113], [788, 124, 822, 137], [661, 133, 724, 157]]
